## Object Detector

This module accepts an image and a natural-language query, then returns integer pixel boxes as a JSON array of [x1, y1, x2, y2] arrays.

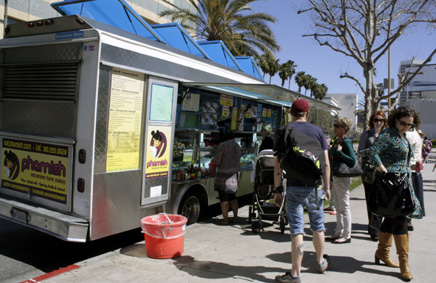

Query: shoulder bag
[[369, 172, 415, 218], [333, 155, 363, 177]]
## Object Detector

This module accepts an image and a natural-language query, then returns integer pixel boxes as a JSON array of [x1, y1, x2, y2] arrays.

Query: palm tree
[[160, 0, 280, 59], [317, 83, 328, 100], [266, 54, 280, 84], [257, 54, 270, 79], [312, 83, 328, 100], [278, 60, 297, 89], [295, 71, 306, 93], [303, 74, 317, 96]]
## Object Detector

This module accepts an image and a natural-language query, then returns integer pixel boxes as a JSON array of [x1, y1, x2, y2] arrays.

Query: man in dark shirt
[[273, 99, 331, 283]]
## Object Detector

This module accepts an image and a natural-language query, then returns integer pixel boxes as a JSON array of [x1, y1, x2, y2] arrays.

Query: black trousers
[[411, 172, 425, 216], [363, 181, 383, 237]]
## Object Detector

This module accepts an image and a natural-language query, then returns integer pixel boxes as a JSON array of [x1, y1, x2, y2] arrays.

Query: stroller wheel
[[252, 217, 262, 233]]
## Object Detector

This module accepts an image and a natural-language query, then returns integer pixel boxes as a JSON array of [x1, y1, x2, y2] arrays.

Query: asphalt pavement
[[9, 149, 436, 283]]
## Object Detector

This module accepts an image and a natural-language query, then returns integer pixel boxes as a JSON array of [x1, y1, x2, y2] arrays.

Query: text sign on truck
[[106, 68, 145, 172], [2, 138, 69, 204]]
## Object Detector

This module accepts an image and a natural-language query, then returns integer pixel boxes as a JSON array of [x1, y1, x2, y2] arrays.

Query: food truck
[[0, 0, 338, 242]]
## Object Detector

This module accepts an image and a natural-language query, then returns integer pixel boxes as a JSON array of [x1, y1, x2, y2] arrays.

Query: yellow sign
[[262, 107, 267, 117], [267, 109, 272, 118], [222, 105, 230, 117], [246, 108, 252, 118], [2, 138, 69, 204], [231, 107, 238, 130], [220, 94, 233, 106], [145, 126, 172, 179], [182, 149, 193, 162], [107, 68, 145, 172]]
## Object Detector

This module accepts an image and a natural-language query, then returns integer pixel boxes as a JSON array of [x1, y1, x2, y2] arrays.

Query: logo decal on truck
[[1, 138, 70, 204]]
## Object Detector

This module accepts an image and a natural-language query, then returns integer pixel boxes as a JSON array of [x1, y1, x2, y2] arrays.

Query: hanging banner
[[1, 138, 70, 204]]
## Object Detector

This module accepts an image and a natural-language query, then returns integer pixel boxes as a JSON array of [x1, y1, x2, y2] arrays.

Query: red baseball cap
[[291, 99, 310, 114]]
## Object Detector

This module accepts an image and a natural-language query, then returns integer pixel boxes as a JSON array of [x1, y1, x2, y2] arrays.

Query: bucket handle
[[163, 213, 173, 224], [161, 226, 172, 239], [161, 213, 173, 239]]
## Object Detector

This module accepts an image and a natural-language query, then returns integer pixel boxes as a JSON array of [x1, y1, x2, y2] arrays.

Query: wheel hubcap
[[181, 196, 200, 224]]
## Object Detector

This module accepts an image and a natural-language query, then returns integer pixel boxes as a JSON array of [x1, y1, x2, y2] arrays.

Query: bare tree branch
[[297, 0, 436, 126], [340, 72, 366, 93]]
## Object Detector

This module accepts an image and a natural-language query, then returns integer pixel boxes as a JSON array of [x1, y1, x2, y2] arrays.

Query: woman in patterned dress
[[369, 106, 421, 281]]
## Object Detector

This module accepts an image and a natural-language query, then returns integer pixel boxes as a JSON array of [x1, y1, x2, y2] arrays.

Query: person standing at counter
[[213, 127, 241, 225], [259, 123, 274, 152]]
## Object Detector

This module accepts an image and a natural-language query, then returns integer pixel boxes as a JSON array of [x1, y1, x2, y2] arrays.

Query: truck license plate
[[11, 208, 29, 223]]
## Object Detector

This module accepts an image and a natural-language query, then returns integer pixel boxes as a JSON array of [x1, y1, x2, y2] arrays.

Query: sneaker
[[275, 272, 301, 283], [330, 211, 337, 215], [317, 254, 330, 273]]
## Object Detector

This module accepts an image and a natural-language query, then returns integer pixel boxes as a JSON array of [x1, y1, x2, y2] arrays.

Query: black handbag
[[361, 157, 376, 184], [369, 172, 415, 218], [333, 158, 363, 177]]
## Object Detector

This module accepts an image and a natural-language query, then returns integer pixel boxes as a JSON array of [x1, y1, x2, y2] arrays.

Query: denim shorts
[[286, 185, 325, 237]]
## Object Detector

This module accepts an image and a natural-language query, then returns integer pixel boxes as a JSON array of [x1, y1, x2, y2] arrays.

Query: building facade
[[0, 0, 195, 38], [398, 59, 436, 139], [324, 93, 358, 133]]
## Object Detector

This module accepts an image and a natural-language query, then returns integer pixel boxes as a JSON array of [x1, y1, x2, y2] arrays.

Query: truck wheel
[[179, 192, 201, 225]]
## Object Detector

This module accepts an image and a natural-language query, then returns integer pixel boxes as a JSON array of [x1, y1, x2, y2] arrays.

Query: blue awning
[[235, 57, 264, 82], [51, 0, 164, 42], [151, 23, 210, 59], [198, 41, 242, 71]]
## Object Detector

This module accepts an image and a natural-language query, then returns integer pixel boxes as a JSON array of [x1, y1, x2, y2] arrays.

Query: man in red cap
[[273, 98, 331, 283]]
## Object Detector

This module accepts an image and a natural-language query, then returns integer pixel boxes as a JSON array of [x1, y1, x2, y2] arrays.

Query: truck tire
[[178, 192, 202, 225]]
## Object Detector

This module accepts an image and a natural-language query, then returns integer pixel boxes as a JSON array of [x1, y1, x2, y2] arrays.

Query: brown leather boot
[[393, 234, 413, 281], [375, 231, 400, 267]]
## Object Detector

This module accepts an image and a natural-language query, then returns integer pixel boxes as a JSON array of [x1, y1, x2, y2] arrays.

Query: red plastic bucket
[[140, 214, 187, 259]]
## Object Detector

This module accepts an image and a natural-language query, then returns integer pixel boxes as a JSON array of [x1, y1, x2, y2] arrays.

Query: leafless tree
[[298, 0, 436, 128]]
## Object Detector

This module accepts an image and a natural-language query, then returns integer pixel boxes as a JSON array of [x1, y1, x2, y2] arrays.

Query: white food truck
[[0, 0, 337, 242]]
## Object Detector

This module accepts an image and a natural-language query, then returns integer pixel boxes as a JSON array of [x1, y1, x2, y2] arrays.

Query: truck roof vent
[[2, 62, 79, 102]]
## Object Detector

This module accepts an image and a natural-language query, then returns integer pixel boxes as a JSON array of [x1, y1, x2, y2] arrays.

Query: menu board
[[106, 68, 144, 172], [181, 93, 200, 112]]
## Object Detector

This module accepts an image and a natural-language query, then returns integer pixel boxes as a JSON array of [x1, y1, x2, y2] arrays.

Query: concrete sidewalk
[[13, 150, 436, 283]]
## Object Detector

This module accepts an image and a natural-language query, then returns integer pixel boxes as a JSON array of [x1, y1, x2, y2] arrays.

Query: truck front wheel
[[178, 192, 202, 225]]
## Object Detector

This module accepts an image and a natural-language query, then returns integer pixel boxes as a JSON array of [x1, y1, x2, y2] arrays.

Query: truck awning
[[52, 0, 165, 42], [181, 82, 340, 111]]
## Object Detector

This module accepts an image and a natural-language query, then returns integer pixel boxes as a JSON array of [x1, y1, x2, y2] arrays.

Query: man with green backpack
[[273, 99, 331, 283]]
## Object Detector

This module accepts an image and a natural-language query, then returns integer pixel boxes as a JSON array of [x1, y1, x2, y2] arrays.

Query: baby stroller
[[248, 149, 287, 234]]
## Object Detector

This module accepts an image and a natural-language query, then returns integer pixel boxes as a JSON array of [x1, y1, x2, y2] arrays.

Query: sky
[[249, 0, 436, 104]]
